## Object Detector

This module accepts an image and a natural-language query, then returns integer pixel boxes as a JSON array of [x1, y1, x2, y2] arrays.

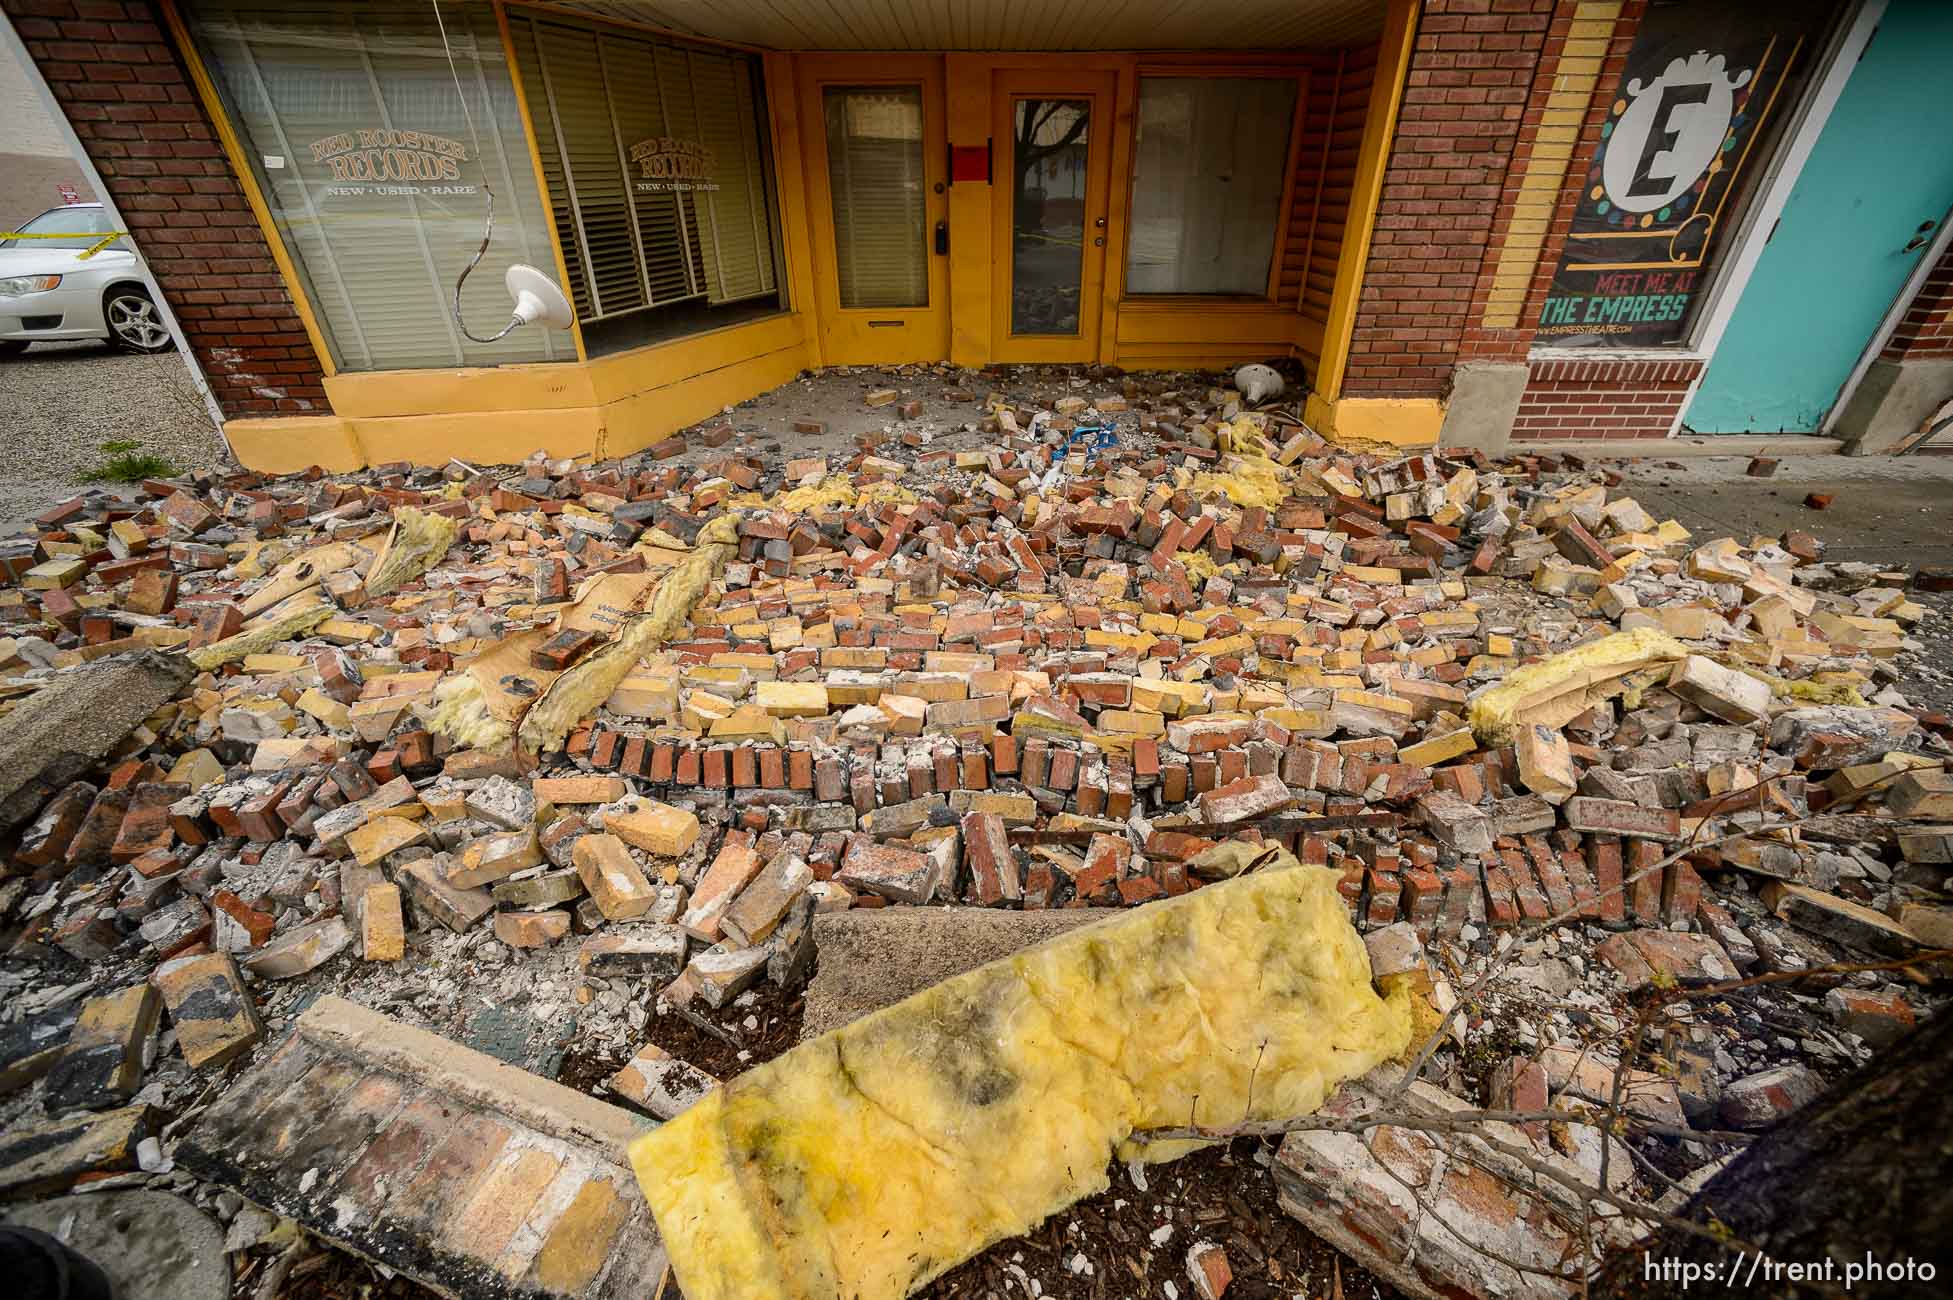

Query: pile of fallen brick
[[2, 368, 1950, 1296]]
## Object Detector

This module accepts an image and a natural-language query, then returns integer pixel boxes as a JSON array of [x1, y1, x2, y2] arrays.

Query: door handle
[[935, 220, 948, 255], [1903, 219, 1936, 253]]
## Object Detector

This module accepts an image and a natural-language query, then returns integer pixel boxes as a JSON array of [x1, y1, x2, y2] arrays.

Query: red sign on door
[[58, 184, 79, 204]]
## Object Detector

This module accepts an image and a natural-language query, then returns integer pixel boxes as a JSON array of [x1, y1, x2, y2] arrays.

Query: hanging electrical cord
[[431, 0, 516, 343]]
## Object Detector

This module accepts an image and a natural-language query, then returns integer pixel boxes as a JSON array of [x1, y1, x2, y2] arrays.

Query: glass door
[[991, 71, 1115, 362], [799, 56, 950, 364]]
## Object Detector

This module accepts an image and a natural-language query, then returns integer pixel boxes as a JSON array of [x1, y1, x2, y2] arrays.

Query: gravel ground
[[0, 339, 229, 532]]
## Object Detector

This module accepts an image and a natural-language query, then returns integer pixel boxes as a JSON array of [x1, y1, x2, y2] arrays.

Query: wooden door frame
[[795, 53, 950, 364], [989, 69, 1118, 364]]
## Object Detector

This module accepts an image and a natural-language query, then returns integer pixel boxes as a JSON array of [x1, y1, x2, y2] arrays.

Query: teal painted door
[[1686, 0, 1953, 433]]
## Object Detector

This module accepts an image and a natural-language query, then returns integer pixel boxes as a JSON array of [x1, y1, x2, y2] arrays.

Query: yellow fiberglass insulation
[[1467, 626, 1689, 746], [185, 601, 333, 671], [628, 859, 1414, 1300], [515, 514, 738, 754], [364, 506, 459, 598]]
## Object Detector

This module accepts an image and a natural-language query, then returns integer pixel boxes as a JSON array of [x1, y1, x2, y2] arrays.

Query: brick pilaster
[[1881, 245, 1953, 363], [1340, 0, 1556, 399]]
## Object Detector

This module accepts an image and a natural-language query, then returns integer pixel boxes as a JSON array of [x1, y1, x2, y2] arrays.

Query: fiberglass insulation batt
[[628, 861, 1415, 1300]]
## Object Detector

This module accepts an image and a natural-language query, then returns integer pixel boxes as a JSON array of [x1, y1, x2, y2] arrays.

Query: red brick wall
[[1510, 356, 1702, 440], [3, 0, 329, 418], [1340, 0, 1555, 397], [1881, 244, 1953, 363]]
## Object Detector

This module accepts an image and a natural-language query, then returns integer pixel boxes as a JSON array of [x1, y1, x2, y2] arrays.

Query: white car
[[0, 203, 173, 355]]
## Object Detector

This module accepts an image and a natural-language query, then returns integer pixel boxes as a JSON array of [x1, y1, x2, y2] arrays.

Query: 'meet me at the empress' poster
[[1537, 0, 1832, 348]]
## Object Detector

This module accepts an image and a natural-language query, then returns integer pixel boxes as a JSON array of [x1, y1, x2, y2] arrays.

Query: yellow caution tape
[[0, 230, 127, 260]]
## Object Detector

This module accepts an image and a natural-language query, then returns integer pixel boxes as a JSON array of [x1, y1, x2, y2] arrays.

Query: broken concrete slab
[[801, 905, 1111, 1040], [0, 651, 193, 832], [0, 1191, 229, 1300], [1274, 1069, 1634, 1300], [0, 1104, 154, 1201], [176, 996, 662, 1299]]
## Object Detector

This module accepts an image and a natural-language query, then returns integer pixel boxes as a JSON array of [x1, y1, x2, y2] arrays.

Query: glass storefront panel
[[823, 86, 927, 309], [1127, 76, 1298, 297], [1009, 98, 1090, 335], [184, 0, 573, 371], [505, 12, 786, 358]]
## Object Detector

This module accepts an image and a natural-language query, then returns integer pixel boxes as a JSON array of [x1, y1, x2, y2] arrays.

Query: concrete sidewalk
[[1612, 455, 1953, 568]]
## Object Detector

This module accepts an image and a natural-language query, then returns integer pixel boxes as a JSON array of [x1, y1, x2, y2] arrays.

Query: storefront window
[[505, 13, 785, 358], [184, 0, 573, 371], [824, 87, 927, 309], [1536, 0, 1833, 348], [1126, 76, 1298, 297]]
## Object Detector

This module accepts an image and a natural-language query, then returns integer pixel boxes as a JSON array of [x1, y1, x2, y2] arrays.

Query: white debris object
[[1233, 363, 1284, 405]]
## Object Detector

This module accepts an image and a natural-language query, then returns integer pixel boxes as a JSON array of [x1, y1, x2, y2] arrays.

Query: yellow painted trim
[[158, 0, 338, 378], [1095, 60, 1137, 365], [506, 0, 769, 55], [223, 416, 364, 474], [765, 53, 824, 369], [1113, 304, 1300, 347], [495, 0, 586, 362], [596, 340, 806, 460], [944, 53, 994, 368], [1312, 0, 1417, 405], [1305, 395, 1443, 448], [225, 342, 809, 472], [582, 312, 808, 406], [251, 309, 812, 471], [324, 361, 596, 417], [1263, 68, 1312, 303]]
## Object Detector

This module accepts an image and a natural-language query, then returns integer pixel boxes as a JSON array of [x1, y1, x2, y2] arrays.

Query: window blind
[[507, 13, 781, 331], [1127, 76, 1299, 297], [823, 87, 928, 309], [185, 0, 571, 371]]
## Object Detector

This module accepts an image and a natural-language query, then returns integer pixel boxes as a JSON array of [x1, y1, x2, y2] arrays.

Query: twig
[[1387, 772, 1908, 1099], [252, 1237, 313, 1300]]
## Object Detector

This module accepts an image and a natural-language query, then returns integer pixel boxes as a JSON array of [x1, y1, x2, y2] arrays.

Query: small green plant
[[79, 441, 180, 483]]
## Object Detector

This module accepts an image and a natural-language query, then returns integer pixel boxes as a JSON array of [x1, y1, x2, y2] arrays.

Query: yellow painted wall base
[[224, 416, 365, 475], [1304, 392, 1443, 449], [225, 316, 815, 473]]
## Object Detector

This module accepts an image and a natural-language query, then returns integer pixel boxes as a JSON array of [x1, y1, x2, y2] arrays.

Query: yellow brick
[[756, 681, 829, 718], [1097, 709, 1165, 737], [709, 705, 786, 742], [361, 883, 405, 961], [533, 1177, 632, 1294], [1399, 728, 1477, 768], [447, 1148, 564, 1262], [606, 799, 701, 857]]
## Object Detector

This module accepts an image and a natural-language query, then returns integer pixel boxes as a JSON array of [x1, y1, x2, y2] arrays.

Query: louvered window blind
[[506, 12, 782, 341], [823, 87, 927, 309], [184, 0, 571, 371]]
